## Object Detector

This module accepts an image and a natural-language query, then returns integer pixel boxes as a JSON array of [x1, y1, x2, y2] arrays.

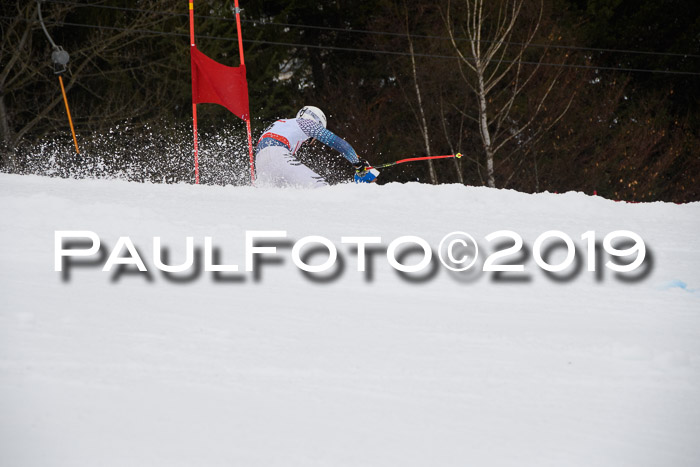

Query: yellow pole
[[58, 75, 79, 154]]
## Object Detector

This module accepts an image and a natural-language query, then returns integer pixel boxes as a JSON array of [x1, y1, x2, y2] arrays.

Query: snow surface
[[0, 173, 699, 467]]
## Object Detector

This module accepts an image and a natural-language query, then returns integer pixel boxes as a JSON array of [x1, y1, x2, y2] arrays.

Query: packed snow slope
[[1, 173, 699, 467]]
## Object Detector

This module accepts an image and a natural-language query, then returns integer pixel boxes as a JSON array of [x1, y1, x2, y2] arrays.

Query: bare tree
[[0, 0, 189, 168], [404, 4, 437, 184], [444, 0, 574, 188]]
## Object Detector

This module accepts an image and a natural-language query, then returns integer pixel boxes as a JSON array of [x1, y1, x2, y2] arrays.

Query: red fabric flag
[[190, 46, 250, 120]]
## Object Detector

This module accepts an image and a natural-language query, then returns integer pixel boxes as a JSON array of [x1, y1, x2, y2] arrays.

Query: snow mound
[[1, 173, 699, 467]]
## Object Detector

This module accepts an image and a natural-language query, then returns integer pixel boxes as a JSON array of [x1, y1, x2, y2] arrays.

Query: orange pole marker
[[58, 75, 79, 154]]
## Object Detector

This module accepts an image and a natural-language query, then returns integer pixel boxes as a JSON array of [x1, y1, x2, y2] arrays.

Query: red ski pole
[[364, 153, 462, 171]]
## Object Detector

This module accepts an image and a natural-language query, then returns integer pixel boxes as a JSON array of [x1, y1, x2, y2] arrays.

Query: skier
[[255, 105, 379, 187]]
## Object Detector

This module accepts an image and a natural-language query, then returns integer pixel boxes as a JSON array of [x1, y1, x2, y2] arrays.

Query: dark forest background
[[1, 0, 698, 201]]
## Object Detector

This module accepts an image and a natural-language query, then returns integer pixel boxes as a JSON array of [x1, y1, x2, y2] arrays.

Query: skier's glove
[[354, 167, 380, 184], [353, 159, 371, 172]]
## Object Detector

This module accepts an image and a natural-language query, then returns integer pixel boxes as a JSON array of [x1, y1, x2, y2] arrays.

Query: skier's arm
[[298, 119, 360, 164]]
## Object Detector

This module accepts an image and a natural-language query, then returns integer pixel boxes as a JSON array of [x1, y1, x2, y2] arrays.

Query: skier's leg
[[278, 153, 328, 188], [256, 146, 327, 188], [255, 146, 288, 187]]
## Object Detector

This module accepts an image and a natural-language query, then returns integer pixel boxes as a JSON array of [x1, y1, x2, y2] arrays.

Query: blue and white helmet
[[296, 105, 327, 128]]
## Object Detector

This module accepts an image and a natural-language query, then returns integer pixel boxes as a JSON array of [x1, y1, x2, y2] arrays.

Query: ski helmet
[[296, 106, 327, 128]]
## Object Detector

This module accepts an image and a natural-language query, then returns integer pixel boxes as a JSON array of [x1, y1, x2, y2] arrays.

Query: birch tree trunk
[[476, 70, 495, 187], [407, 30, 437, 184]]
